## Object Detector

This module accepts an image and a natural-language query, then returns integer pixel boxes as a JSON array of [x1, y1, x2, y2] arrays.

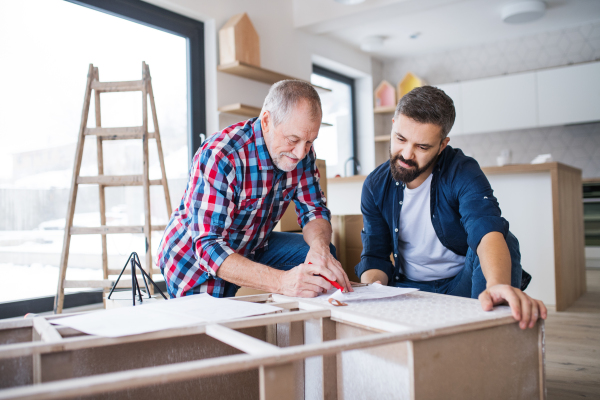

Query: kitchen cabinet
[[483, 162, 586, 310], [461, 72, 538, 134], [432, 61, 600, 136], [436, 82, 463, 136], [537, 61, 600, 127]]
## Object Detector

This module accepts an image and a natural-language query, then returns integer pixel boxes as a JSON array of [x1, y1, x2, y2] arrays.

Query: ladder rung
[[84, 127, 154, 140], [91, 80, 144, 92], [77, 175, 163, 186], [70, 225, 167, 235], [64, 280, 133, 289], [107, 269, 161, 276]]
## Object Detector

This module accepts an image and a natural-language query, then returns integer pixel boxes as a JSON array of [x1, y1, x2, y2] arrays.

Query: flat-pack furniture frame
[[55, 63, 172, 313], [0, 291, 545, 400]]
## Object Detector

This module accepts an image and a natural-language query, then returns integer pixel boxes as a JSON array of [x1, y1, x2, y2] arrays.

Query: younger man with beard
[[356, 86, 546, 329]]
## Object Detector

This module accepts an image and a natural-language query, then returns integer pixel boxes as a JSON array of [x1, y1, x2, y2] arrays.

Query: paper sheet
[[51, 294, 282, 337], [318, 283, 418, 304]]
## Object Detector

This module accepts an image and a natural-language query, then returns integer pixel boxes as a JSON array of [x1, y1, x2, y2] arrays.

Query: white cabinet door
[[537, 61, 600, 127], [462, 72, 538, 134], [436, 82, 463, 136]]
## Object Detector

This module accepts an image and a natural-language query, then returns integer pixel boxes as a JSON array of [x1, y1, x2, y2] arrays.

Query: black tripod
[[107, 252, 168, 306]]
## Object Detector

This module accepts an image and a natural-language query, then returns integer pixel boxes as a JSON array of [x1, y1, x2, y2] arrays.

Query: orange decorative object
[[398, 72, 426, 98]]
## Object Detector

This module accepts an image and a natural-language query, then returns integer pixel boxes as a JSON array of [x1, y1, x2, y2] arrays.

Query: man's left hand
[[479, 284, 547, 329], [304, 245, 353, 293]]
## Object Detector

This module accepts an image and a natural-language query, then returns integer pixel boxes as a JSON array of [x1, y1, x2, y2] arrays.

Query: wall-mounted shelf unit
[[218, 61, 331, 93], [374, 135, 389, 142], [374, 106, 396, 114], [218, 103, 333, 127]]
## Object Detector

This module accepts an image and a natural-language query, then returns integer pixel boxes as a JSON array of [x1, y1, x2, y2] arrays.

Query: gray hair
[[394, 85, 456, 139], [260, 80, 322, 126]]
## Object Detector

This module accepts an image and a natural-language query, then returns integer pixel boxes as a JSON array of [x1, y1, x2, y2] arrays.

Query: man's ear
[[439, 137, 450, 155], [261, 110, 271, 133]]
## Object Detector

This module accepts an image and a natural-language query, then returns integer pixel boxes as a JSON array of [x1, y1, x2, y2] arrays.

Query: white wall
[[143, 0, 376, 173]]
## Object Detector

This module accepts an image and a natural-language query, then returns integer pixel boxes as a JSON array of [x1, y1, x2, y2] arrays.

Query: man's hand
[[305, 244, 353, 293], [479, 284, 547, 329], [278, 262, 342, 297], [360, 269, 388, 286]]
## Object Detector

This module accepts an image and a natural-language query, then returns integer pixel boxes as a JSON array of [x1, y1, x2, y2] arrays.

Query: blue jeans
[[393, 232, 522, 299], [222, 232, 337, 297]]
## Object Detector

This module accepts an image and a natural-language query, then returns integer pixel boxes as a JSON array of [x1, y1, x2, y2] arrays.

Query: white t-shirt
[[398, 173, 465, 281]]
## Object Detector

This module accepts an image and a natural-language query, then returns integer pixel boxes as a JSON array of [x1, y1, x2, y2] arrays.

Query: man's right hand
[[278, 262, 341, 297]]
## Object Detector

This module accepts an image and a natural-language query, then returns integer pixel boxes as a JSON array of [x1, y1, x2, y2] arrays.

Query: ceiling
[[293, 0, 600, 58]]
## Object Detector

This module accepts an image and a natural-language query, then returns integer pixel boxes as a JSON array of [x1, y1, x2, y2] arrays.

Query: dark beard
[[389, 150, 438, 184]]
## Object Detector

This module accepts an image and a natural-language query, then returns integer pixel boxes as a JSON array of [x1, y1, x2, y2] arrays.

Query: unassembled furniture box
[[0, 291, 545, 399]]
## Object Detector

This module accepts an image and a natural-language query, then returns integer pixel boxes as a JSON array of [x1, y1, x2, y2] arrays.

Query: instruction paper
[[320, 283, 418, 303], [51, 294, 281, 337]]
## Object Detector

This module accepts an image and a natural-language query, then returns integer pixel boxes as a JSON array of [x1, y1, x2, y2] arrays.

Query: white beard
[[273, 151, 300, 172]]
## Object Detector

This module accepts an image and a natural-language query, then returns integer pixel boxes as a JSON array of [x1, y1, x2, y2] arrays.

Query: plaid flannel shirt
[[157, 117, 330, 298]]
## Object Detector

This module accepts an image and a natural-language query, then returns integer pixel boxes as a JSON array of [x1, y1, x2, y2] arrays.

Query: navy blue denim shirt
[[355, 145, 509, 283]]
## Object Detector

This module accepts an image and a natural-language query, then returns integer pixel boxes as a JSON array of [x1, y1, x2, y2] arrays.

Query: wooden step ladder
[[54, 62, 172, 314]]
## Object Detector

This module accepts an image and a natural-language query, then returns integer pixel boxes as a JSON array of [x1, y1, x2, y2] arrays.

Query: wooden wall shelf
[[218, 103, 261, 118], [219, 103, 334, 127], [374, 106, 396, 114], [218, 61, 331, 93], [374, 135, 390, 142]]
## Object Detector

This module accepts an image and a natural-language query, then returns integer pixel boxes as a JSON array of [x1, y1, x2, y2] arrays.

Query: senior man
[[357, 86, 546, 330], [158, 80, 352, 298]]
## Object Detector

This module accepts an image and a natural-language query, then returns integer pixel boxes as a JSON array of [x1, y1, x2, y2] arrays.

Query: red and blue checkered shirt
[[157, 118, 330, 297]]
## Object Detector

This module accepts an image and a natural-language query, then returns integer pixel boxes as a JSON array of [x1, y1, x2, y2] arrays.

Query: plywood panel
[[411, 322, 543, 400]]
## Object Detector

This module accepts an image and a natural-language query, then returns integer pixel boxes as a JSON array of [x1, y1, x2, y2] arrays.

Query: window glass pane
[[0, 0, 188, 302], [310, 73, 354, 178]]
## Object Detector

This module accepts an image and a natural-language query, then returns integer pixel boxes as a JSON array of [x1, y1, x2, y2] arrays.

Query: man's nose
[[292, 143, 306, 160], [401, 146, 414, 161]]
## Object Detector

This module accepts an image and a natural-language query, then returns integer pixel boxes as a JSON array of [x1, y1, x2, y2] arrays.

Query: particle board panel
[[297, 290, 514, 330], [0, 356, 33, 389], [38, 327, 266, 383], [411, 322, 544, 400], [0, 327, 33, 346], [336, 323, 411, 400]]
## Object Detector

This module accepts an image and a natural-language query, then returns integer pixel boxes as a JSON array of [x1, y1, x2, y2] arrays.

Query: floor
[[546, 269, 600, 399]]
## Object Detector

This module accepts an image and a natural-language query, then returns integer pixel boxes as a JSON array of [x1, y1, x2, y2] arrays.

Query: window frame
[[312, 65, 358, 175], [0, 0, 205, 318], [67, 0, 207, 160]]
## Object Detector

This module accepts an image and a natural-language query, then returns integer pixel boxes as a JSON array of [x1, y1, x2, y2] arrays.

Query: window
[[311, 65, 357, 178], [0, 0, 205, 317]]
